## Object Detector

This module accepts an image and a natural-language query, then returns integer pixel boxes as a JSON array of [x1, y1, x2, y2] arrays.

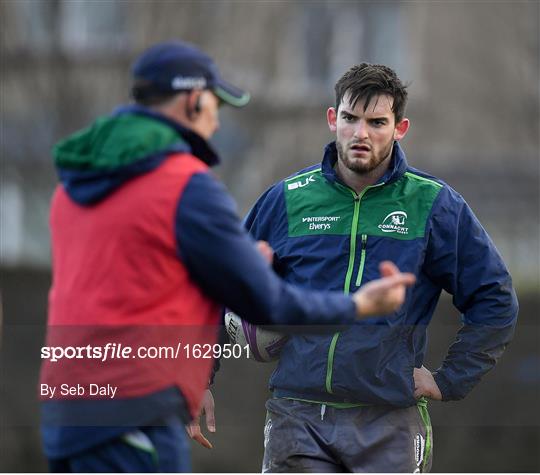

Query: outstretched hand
[[353, 261, 416, 317], [186, 389, 215, 449]]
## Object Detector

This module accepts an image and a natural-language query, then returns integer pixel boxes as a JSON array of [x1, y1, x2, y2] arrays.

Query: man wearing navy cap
[[40, 42, 416, 472]]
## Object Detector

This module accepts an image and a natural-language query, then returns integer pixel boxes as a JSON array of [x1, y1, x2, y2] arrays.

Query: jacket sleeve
[[424, 187, 518, 401], [243, 182, 290, 276], [175, 172, 357, 327]]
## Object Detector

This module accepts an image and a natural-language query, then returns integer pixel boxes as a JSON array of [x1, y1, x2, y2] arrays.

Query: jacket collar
[[113, 104, 220, 167], [321, 140, 408, 187]]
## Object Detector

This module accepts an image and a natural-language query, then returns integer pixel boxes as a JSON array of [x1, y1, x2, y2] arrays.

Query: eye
[[342, 113, 355, 122], [370, 119, 386, 127]]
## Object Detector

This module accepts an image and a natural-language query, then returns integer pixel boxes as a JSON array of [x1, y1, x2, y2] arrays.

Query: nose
[[353, 120, 369, 140]]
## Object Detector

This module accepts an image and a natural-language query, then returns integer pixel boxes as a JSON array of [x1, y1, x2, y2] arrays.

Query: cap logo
[[171, 76, 207, 90]]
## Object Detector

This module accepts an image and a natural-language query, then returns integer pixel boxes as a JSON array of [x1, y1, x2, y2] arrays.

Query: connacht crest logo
[[378, 211, 409, 235]]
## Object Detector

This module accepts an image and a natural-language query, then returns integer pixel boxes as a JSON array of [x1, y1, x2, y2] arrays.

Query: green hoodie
[[54, 113, 187, 171]]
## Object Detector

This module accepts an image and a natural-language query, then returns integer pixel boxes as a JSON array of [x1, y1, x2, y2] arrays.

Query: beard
[[336, 138, 394, 175]]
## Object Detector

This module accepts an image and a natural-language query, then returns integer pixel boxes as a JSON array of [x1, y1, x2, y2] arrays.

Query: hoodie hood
[[53, 106, 219, 205]]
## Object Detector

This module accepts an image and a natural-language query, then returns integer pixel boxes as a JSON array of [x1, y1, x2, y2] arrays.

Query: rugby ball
[[224, 311, 288, 362]]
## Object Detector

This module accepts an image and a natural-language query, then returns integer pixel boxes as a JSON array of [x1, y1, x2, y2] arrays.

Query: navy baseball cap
[[131, 41, 250, 107]]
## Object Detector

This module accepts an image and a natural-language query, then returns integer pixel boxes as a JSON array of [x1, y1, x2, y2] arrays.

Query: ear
[[393, 118, 410, 141], [187, 90, 202, 117], [327, 107, 337, 133]]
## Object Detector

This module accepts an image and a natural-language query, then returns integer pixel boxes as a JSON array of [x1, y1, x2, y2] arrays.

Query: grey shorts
[[262, 398, 432, 473]]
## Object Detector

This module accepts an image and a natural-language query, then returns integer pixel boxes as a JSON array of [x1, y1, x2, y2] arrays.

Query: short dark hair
[[334, 64, 408, 122], [131, 79, 182, 107]]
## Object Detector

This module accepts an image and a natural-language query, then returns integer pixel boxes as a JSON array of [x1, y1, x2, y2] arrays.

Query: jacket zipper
[[325, 183, 384, 396], [343, 192, 360, 295], [326, 190, 359, 394], [355, 234, 368, 286]]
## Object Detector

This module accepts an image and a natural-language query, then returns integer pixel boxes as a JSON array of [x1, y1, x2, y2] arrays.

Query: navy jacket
[[245, 141, 518, 405]]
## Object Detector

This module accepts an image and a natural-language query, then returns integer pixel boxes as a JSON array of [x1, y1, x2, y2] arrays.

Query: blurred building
[[1, 0, 538, 286], [1, 0, 539, 472]]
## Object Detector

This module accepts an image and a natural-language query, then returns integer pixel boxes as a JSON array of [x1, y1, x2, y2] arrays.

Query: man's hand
[[353, 261, 416, 317], [413, 365, 442, 401], [186, 389, 215, 449], [189, 244, 273, 450]]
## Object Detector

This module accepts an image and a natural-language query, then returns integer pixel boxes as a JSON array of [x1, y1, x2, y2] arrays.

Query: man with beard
[[244, 63, 518, 472]]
